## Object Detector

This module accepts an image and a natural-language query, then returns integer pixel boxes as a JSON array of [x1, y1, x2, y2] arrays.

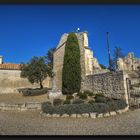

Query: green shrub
[[53, 99, 63, 106], [44, 101, 51, 105], [95, 93, 105, 97], [88, 100, 95, 105], [84, 90, 93, 96], [72, 99, 85, 104], [42, 102, 54, 114], [77, 92, 82, 96], [20, 88, 48, 96], [41, 99, 127, 115], [95, 94, 112, 103], [91, 103, 110, 113], [62, 33, 81, 95], [42, 102, 110, 115], [79, 93, 87, 99], [95, 96, 108, 103], [63, 100, 71, 105], [66, 95, 74, 100], [106, 99, 127, 111]]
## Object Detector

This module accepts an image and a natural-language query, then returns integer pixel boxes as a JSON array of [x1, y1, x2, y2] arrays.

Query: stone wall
[[82, 71, 129, 104], [0, 69, 52, 94], [0, 102, 41, 111]]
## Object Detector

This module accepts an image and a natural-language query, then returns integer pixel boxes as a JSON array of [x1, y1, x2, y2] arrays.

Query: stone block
[[77, 114, 82, 118], [81, 113, 89, 118], [97, 113, 103, 118], [70, 114, 77, 118], [46, 114, 52, 117], [124, 106, 129, 112], [103, 112, 110, 117], [110, 111, 116, 116], [61, 114, 69, 118], [90, 113, 97, 118], [52, 114, 60, 117], [116, 110, 122, 114]]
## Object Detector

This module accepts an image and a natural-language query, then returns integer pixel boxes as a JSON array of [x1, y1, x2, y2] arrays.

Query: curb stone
[[90, 113, 97, 118], [52, 114, 60, 117], [46, 114, 52, 117], [61, 114, 69, 118], [97, 113, 103, 118], [103, 112, 110, 117], [116, 110, 122, 114], [81, 113, 89, 118], [70, 114, 77, 118], [77, 114, 82, 118], [110, 111, 116, 116]]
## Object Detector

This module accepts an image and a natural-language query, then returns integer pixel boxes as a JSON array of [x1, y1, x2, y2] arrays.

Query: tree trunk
[[40, 80, 43, 89]]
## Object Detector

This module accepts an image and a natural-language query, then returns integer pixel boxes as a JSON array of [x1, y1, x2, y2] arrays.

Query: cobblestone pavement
[[0, 109, 140, 135]]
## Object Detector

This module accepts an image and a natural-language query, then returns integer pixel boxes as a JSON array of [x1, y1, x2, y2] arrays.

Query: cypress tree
[[62, 32, 81, 95]]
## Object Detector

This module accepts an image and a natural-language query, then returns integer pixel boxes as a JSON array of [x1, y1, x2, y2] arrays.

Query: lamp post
[[106, 32, 111, 71]]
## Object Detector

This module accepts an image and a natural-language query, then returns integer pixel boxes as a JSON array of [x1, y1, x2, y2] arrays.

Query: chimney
[[0, 56, 3, 64]]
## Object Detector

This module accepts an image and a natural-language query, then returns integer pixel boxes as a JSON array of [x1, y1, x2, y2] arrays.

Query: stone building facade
[[0, 58, 52, 94], [53, 31, 102, 90], [117, 52, 140, 71]]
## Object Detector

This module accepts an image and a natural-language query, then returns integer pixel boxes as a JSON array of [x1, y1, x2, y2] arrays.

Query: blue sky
[[0, 5, 140, 67]]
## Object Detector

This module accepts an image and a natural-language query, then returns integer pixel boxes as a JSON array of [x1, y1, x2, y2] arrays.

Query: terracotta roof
[[0, 63, 21, 70]]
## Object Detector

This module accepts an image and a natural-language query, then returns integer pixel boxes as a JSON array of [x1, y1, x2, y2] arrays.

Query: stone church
[[53, 31, 107, 90]]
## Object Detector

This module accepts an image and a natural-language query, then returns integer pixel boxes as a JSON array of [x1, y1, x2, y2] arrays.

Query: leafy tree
[[62, 32, 81, 95], [20, 56, 52, 89], [44, 48, 55, 73]]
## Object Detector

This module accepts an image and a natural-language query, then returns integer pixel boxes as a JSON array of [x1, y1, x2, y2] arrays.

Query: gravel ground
[[0, 109, 140, 135]]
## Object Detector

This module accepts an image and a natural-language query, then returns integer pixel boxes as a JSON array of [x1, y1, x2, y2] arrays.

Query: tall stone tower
[[53, 31, 101, 91]]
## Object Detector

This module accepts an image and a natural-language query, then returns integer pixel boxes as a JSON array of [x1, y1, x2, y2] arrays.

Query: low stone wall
[[40, 106, 129, 119], [0, 102, 41, 111], [81, 71, 129, 103], [129, 97, 140, 107], [0, 69, 52, 94]]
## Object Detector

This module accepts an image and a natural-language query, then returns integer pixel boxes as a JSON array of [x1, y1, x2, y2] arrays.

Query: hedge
[[19, 87, 48, 96], [42, 99, 127, 115]]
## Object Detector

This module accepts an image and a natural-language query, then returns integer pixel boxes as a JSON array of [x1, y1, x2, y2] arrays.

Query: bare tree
[[113, 47, 125, 70]]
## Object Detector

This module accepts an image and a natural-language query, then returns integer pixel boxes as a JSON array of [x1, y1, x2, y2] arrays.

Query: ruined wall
[[0, 70, 52, 94], [117, 52, 140, 71], [82, 71, 129, 104]]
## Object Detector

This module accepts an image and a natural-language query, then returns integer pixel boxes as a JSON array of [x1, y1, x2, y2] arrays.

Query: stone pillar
[[122, 71, 129, 106]]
